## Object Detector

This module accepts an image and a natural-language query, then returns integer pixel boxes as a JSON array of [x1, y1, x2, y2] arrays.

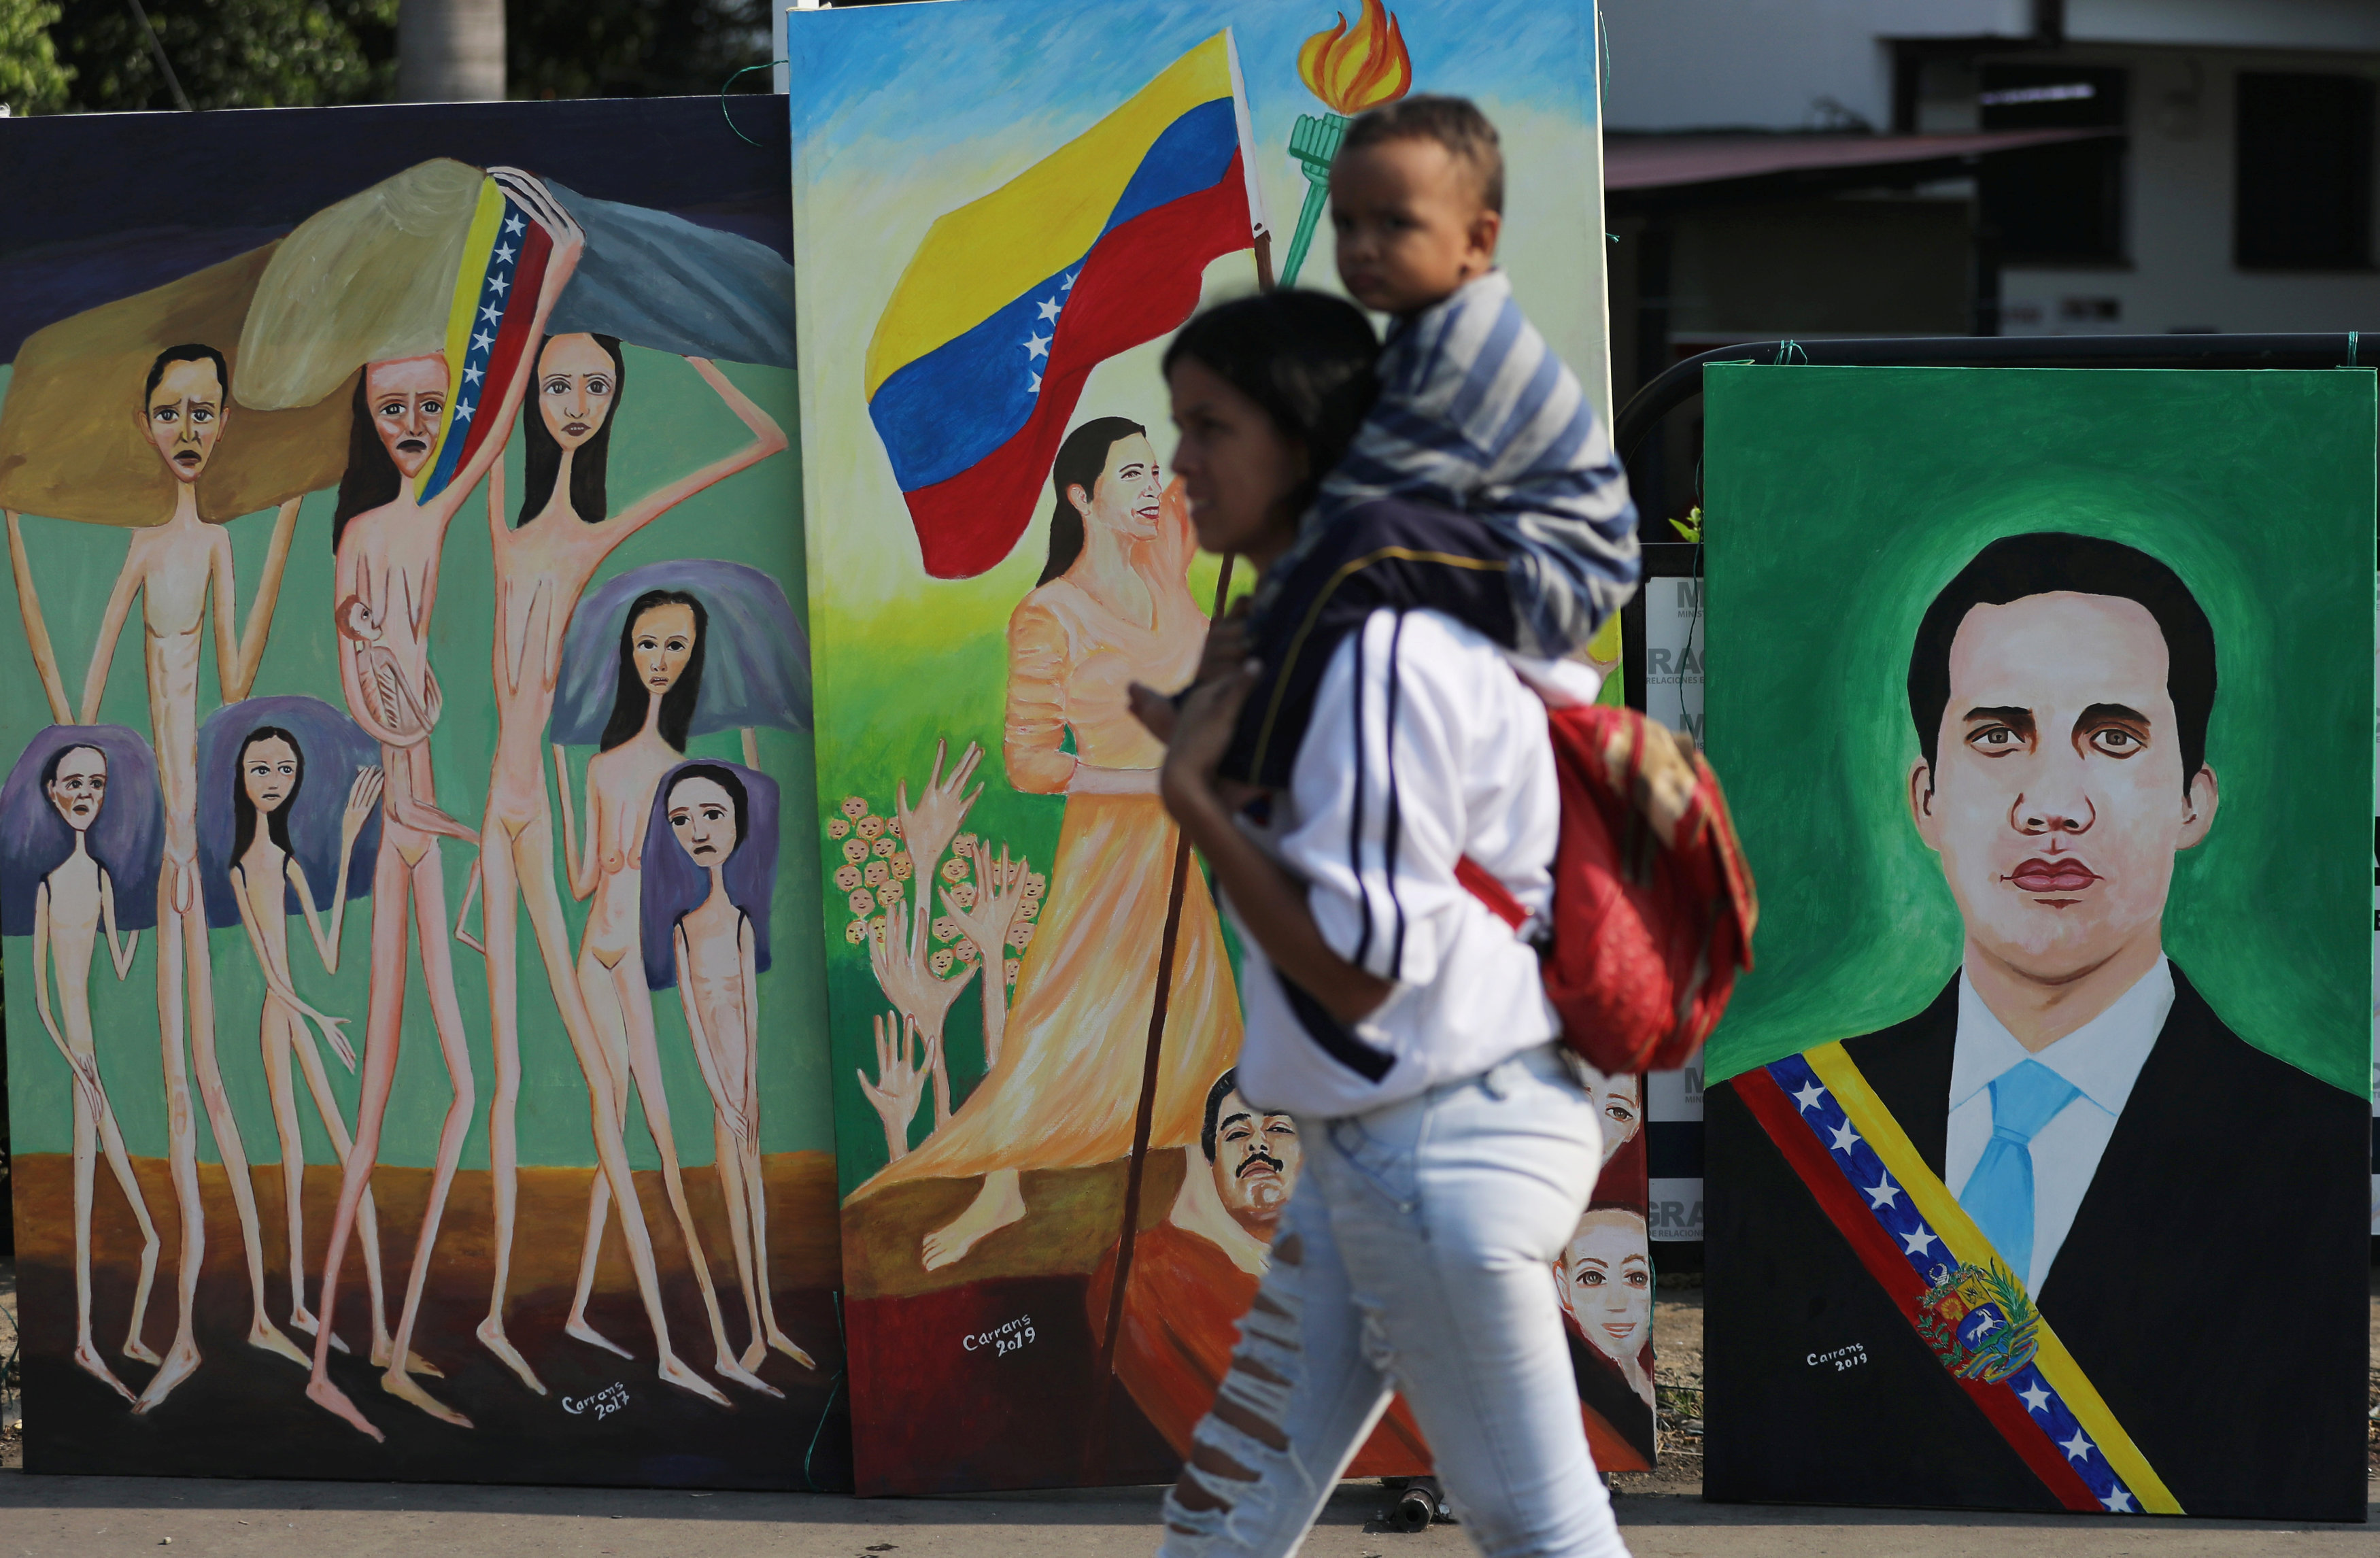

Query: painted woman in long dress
[[1, 728, 163, 1404], [465, 334, 785, 1403], [641, 761, 810, 1372], [854, 417, 1242, 1270]]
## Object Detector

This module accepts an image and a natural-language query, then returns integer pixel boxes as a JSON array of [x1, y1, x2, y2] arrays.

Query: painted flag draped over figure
[[865, 31, 1264, 578], [418, 181, 552, 502]]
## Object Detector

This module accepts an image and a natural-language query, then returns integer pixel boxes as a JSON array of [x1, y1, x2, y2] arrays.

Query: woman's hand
[[1129, 596, 1257, 749], [341, 766, 386, 844]]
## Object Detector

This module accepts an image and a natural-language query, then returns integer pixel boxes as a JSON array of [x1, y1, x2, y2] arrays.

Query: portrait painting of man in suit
[[1695, 365, 2375, 1527]]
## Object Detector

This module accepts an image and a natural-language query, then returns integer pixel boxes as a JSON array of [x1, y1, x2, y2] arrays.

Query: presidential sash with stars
[[418, 177, 553, 503], [1733, 1043, 2181, 1516]]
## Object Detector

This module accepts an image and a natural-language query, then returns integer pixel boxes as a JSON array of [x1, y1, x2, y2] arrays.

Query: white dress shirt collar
[[1949, 956, 2173, 1119]]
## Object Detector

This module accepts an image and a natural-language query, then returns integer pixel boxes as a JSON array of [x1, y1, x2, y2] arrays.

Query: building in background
[[1603, 0, 2380, 524]]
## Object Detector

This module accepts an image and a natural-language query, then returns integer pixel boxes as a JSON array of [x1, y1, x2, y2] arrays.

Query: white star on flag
[[489, 274, 509, 295], [2100, 1489, 2134, 1512], [2060, 1428, 2094, 1461], [1023, 333, 1051, 361], [1899, 1227, 1938, 1258], [1037, 297, 1061, 322], [456, 401, 473, 422], [2018, 1380, 2052, 1414], [503, 214, 525, 235], [462, 365, 484, 386], [495, 243, 516, 264], [1863, 1175, 1899, 1209], [1791, 1080, 1826, 1113], [1828, 1120, 1858, 1155], [1061, 271, 1078, 291], [472, 330, 496, 354], [1028, 372, 1042, 394], [481, 303, 502, 324]]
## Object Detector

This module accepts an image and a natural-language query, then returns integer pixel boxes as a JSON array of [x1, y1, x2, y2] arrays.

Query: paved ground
[[2, 1261, 2374, 1555]]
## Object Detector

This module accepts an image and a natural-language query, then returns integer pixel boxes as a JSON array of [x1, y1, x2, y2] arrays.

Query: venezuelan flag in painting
[[418, 177, 553, 503], [865, 32, 1260, 578]]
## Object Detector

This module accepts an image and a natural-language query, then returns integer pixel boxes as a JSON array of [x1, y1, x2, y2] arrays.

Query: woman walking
[[1132, 292, 1633, 1558]]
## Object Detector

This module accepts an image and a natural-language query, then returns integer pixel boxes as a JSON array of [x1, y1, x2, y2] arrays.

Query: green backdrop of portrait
[[1701, 365, 2374, 1099]]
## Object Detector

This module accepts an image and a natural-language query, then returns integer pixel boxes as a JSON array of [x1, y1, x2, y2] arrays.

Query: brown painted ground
[[8, 1151, 850, 1489], [841, 1151, 1189, 1302]]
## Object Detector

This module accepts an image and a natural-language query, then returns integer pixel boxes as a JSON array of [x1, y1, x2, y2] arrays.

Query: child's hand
[[1160, 662, 1259, 811]]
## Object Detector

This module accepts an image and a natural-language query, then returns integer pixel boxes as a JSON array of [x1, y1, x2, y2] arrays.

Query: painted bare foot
[[132, 1340, 201, 1415], [122, 1334, 163, 1367], [920, 1171, 1025, 1272], [565, 1315, 635, 1361], [249, 1318, 313, 1368], [73, 1342, 137, 1405], [371, 1337, 446, 1378], [656, 1353, 732, 1408], [714, 1353, 784, 1400], [290, 1308, 352, 1355], [305, 1375, 386, 1442], [764, 1327, 817, 1370], [381, 1368, 474, 1429], [475, 1317, 548, 1395]]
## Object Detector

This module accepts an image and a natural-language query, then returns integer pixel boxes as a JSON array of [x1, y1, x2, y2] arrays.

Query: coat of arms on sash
[[1916, 1260, 2040, 1384]]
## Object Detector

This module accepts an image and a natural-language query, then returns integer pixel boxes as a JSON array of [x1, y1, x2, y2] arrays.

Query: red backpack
[[1456, 700, 1758, 1077]]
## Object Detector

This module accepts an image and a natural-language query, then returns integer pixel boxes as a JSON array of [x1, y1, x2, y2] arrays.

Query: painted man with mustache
[[1087, 1068, 1427, 1471], [1706, 532, 2367, 1521]]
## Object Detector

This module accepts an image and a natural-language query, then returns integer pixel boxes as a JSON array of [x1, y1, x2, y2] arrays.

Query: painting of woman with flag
[[850, 417, 1240, 1270]]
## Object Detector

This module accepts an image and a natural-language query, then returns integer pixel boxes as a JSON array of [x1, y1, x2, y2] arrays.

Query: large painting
[[1699, 365, 2373, 1522], [0, 99, 845, 1489], [788, 0, 1622, 1493]]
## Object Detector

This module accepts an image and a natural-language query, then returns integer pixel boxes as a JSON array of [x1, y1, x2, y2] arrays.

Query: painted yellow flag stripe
[[424, 177, 507, 477], [1801, 1041, 2184, 1516], [862, 33, 1235, 399]]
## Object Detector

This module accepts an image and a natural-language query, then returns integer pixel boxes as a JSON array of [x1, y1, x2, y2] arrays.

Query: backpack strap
[[1455, 853, 1528, 932]]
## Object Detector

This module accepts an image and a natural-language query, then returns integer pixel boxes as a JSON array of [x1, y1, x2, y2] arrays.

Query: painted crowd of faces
[[0, 165, 819, 1442]]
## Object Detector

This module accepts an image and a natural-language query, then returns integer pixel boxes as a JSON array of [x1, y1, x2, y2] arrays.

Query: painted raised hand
[[868, 897, 976, 1129], [893, 739, 984, 883], [857, 1010, 934, 1164], [942, 840, 1027, 1072]]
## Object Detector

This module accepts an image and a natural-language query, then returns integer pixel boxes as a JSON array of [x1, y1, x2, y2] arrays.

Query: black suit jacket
[[1705, 965, 2368, 1521]]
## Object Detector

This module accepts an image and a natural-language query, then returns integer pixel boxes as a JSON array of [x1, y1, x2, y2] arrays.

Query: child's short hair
[[1339, 94, 1504, 214]]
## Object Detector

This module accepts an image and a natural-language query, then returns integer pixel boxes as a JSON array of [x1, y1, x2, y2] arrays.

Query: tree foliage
[[0, 0, 71, 114], [508, 0, 769, 101], [46, 0, 394, 112]]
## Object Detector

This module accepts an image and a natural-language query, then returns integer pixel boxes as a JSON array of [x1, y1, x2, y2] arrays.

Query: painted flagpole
[[1085, 31, 1265, 1478], [1087, 552, 1236, 1482]]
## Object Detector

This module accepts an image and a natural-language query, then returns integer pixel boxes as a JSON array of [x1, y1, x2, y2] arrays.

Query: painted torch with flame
[[1279, 0, 1414, 287]]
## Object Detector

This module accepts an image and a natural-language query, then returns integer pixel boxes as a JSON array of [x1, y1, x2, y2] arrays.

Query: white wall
[[2068, 0, 2380, 52], [1600, 0, 2026, 131], [2003, 45, 2380, 335]]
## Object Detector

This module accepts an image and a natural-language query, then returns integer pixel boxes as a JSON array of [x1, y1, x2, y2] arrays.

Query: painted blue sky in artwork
[[787, 0, 1599, 167]]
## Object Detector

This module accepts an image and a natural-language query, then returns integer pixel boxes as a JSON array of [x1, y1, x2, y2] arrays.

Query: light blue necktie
[[1957, 1059, 2081, 1287]]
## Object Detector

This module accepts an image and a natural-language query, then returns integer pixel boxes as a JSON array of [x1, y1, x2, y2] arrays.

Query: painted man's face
[[535, 333, 617, 453], [364, 355, 449, 481], [144, 358, 226, 484], [47, 746, 108, 832], [1909, 591, 2216, 987], [1209, 1087, 1300, 1241]]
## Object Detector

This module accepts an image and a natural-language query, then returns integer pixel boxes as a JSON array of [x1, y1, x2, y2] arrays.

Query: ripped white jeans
[[1159, 1043, 1631, 1558]]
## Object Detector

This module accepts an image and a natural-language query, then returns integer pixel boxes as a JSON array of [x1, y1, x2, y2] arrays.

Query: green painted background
[[0, 350, 836, 1169], [1701, 365, 2375, 1098]]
